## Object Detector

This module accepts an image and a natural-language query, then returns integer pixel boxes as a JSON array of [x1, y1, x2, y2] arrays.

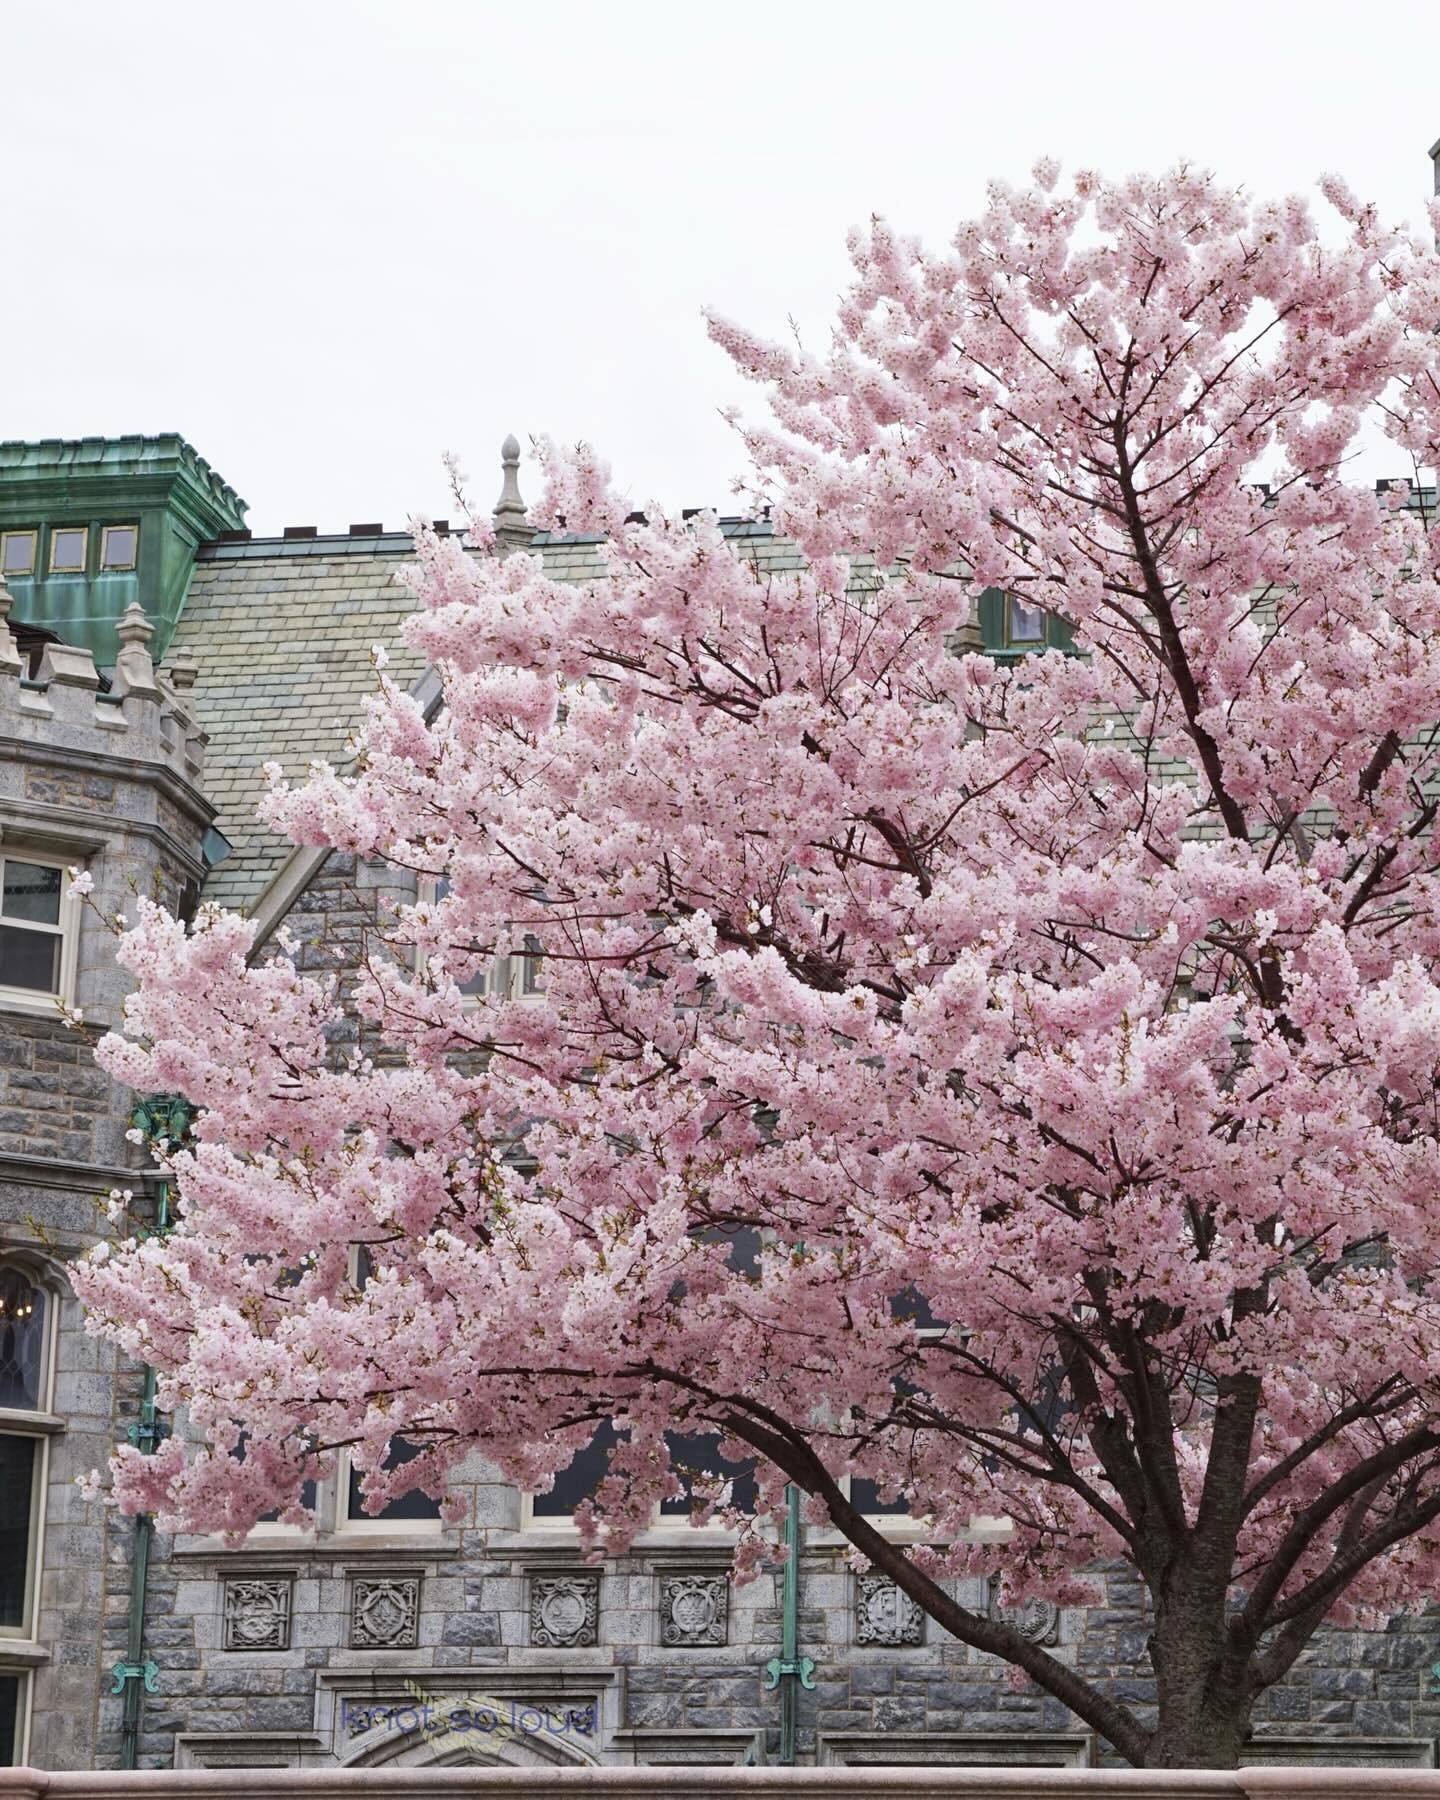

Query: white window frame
[[0, 851, 81, 1015], [0, 532, 36, 578], [47, 526, 87, 575], [0, 1665, 32, 1767]]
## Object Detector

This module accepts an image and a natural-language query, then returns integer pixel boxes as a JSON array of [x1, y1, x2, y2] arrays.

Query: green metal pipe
[[761, 1483, 815, 1765], [112, 1103, 191, 1770]]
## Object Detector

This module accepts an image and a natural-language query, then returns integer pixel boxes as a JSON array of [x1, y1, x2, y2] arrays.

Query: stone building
[[3, 432, 1440, 1776]]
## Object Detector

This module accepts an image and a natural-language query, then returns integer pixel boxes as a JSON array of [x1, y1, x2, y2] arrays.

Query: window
[[529, 1420, 622, 1520], [48, 527, 87, 574], [527, 1423, 757, 1527], [976, 587, 1075, 658], [343, 1245, 442, 1527], [0, 1669, 26, 1766], [0, 533, 35, 578], [658, 1432, 758, 1516], [420, 878, 545, 1001], [0, 856, 76, 1003], [0, 1266, 52, 1647], [1005, 595, 1046, 645], [99, 524, 138, 571], [0, 1437, 41, 1635], [345, 1438, 442, 1527], [0, 1271, 46, 1412]]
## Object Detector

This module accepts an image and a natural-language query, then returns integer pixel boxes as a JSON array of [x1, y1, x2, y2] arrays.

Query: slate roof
[[176, 520, 799, 912]]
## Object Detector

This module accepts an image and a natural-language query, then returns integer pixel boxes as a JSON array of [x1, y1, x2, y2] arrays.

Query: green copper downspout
[[112, 1097, 192, 1770], [761, 1484, 816, 1765]]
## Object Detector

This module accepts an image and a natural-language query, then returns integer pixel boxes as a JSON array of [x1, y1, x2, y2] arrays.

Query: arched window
[[0, 1268, 48, 1413]]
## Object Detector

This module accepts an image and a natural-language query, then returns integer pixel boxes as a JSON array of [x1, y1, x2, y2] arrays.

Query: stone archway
[[343, 1702, 601, 1770]]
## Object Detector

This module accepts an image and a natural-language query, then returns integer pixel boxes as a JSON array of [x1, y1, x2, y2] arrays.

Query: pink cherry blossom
[[76, 163, 1440, 1769]]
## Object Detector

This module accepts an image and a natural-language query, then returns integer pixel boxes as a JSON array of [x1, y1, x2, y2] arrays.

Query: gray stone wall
[[0, 617, 212, 1770]]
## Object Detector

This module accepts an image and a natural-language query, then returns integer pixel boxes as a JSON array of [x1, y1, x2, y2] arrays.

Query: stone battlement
[[0, 587, 205, 790]]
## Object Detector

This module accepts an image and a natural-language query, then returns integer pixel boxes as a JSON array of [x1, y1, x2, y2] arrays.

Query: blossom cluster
[[75, 167, 1440, 1685]]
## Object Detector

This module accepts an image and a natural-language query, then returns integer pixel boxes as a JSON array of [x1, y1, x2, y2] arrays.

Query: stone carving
[[351, 1576, 420, 1648], [659, 1573, 728, 1647], [530, 1573, 599, 1647], [988, 1577, 1060, 1645], [855, 1573, 923, 1646], [222, 1577, 292, 1651]]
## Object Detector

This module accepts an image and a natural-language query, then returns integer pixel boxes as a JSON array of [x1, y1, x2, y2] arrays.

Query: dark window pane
[[0, 1672, 21, 1766], [0, 1435, 38, 1628], [2, 863, 61, 926], [233, 1429, 317, 1522], [659, 1431, 757, 1515], [0, 1272, 46, 1410], [889, 1286, 944, 1330], [851, 1475, 912, 1516], [101, 526, 137, 569], [347, 1436, 442, 1522], [0, 925, 59, 994], [49, 528, 85, 573], [531, 1420, 620, 1518], [2, 534, 35, 576]]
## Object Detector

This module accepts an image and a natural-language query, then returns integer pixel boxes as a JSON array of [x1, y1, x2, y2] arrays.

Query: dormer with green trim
[[0, 435, 246, 665], [977, 587, 1076, 659]]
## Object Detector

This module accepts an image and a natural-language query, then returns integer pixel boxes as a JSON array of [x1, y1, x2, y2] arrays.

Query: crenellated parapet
[[0, 585, 206, 788]]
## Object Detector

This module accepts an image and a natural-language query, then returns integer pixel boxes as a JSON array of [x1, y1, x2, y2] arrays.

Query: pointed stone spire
[[0, 577, 22, 677], [492, 433, 533, 555]]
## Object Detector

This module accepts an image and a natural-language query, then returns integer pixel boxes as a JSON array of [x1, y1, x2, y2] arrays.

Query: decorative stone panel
[[350, 1575, 420, 1648], [988, 1576, 1060, 1645], [222, 1577, 292, 1651], [659, 1573, 728, 1647], [530, 1572, 599, 1647], [854, 1572, 923, 1646]]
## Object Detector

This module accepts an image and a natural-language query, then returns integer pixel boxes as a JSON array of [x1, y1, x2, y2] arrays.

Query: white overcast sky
[[3, 0, 1436, 533]]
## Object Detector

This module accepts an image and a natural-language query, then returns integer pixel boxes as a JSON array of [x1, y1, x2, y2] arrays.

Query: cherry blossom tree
[[77, 164, 1440, 1767]]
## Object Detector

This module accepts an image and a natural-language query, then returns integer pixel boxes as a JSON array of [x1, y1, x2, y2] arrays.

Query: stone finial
[[0, 577, 21, 677], [112, 601, 161, 703], [166, 645, 199, 691], [492, 432, 533, 555]]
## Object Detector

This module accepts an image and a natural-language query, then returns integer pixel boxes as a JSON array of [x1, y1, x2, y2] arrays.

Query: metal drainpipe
[[761, 1484, 816, 1764], [112, 1178, 167, 1770], [111, 1096, 191, 1770]]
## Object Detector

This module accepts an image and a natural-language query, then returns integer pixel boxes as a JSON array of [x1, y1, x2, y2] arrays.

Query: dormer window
[[99, 525, 138, 571], [48, 528, 86, 575], [977, 587, 1075, 659], [0, 533, 35, 578], [1005, 595, 1046, 646]]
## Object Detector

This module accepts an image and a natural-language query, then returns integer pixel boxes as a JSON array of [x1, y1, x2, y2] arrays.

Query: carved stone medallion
[[855, 1573, 923, 1646], [351, 1576, 420, 1648], [988, 1576, 1060, 1645], [659, 1573, 728, 1647], [530, 1573, 599, 1647], [222, 1577, 292, 1651]]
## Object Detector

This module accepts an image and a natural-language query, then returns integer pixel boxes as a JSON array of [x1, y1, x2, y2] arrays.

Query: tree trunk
[[1143, 1608, 1253, 1768]]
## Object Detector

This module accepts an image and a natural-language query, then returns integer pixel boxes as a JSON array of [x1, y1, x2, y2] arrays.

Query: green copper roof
[[0, 434, 247, 663]]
